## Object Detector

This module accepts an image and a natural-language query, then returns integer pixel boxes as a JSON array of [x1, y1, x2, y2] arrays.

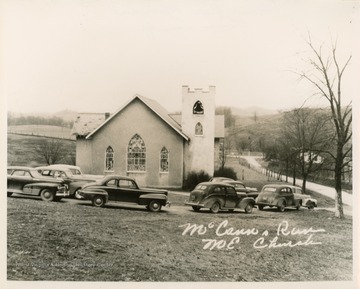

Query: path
[[240, 156, 353, 215]]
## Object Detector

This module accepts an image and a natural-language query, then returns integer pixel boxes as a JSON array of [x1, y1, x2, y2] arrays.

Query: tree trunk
[[334, 146, 344, 219]]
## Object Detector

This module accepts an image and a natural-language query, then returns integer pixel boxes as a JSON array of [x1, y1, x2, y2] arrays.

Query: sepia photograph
[[1, 0, 359, 288]]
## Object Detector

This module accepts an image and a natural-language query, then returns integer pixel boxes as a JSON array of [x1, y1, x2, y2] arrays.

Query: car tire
[[54, 197, 62, 202], [308, 202, 315, 210], [258, 205, 264, 211], [7, 192, 13, 197], [192, 206, 201, 212], [210, 202, 220, 214], [92, 195, 106, 207], [296, 203, 301, 210], [148, 200, 162, 212], [278, 202, 286, 212], [40, 189, 55, 202], [245, 203, 253, 214]]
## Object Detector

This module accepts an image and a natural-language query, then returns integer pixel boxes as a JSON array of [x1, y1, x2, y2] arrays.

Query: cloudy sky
[[2, 0, 360, 114]]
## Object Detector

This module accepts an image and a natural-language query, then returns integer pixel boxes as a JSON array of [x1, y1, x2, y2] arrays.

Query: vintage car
[[288, 185, 318, 209], [222, 180, 259, 199], [78, 175, 170, 212], [7, 166, 69, 201], [255, 184, 304, 212], [185, 182, 255, 214], [209, 177, 235, 182], [36, 164, 100, 199]]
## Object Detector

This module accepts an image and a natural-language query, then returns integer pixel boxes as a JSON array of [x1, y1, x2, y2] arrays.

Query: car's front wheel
[[92, 195, 106, 207], [7, 192, 13, 197], [192, 206, 201, 212], [210, 202, 220, 214], [308, 202, 315, 210], [278, 202, 286, 212], [40, 189, 55, 202], [147, 200, 162, 212], [258, 205, 264, 211], [245, 203, 253, 214]]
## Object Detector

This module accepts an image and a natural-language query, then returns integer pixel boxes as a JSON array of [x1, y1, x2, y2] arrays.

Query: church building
[[72, 86, 224, 188]]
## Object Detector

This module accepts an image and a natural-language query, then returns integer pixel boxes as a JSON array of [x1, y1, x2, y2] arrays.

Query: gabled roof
[[75, 95, 189, 140], [71, 113, 106, 137]]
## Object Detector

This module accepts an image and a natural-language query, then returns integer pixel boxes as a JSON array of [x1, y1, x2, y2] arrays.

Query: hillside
[[8, 125, 75, 140], [7, 134, 76, 167]]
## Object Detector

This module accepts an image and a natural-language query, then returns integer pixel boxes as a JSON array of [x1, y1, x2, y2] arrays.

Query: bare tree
[[34, 138, 66, 165], [298, 38, 352, 219], [280, 108, 333, 192]]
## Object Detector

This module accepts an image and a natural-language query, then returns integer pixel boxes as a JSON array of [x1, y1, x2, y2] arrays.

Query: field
[[8, 125, 74, 139], [7, 193, 353, 282], [6, 132, 353, 283], [7, 133, 75, 167]]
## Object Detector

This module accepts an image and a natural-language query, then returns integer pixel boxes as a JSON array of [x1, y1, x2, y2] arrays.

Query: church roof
[[72, 95, 225, 140], [72, 95, 189, 140], [71, 113, 106, 137]]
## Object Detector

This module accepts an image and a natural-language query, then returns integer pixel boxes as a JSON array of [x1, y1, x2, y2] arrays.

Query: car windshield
[[69, 168, 82, 175], [195, 184, 208, 191], [29, 169, 43, 178], [263, 187, 277, 193]]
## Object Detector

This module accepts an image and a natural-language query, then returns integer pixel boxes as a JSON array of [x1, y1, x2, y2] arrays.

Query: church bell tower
[[181, 85, 215, 177]]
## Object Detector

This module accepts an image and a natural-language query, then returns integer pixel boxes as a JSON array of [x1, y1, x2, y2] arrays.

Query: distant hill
[[231, 106, 280, 117], [53, 109, 79, 123]]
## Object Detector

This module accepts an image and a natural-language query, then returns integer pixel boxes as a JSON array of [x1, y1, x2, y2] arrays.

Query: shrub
[[213, 167, 237, 180], [183, 170, 211, 191]]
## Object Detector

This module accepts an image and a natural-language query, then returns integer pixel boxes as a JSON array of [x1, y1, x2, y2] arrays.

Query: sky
[[2, 0, 360, 114]]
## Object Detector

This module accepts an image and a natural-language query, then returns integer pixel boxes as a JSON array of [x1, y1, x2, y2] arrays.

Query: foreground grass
[[7, 193, 352, 282]]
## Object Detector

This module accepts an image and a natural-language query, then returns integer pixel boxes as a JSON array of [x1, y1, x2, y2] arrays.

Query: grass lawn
[[7, 192, 353, 282]]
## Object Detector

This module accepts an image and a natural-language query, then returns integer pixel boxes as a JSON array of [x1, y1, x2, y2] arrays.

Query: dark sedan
[[185, 182, 255, 214], [7, 166, 69, 201], [255, 184, 302, 212], [78, 175, 170, 212]]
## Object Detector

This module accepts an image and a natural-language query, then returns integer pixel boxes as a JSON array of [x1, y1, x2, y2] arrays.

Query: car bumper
[[56, 190, 70, 197], [184, 201, 205, 207]]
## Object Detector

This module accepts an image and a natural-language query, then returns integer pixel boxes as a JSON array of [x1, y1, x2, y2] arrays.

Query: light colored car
[[288, 185, 318, 209], [36, 165, 99, 199]]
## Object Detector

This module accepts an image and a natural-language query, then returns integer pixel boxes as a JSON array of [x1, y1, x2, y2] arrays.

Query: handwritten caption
[[179, 220, 325, 251]]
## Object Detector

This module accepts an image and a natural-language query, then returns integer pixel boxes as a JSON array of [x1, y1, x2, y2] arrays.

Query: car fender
[[203, 197, 225, 209], [237, 197, 255, 209], [80, 189, 109, 201], [277, 198, 286, 207], [23, 182, 59, 195], [138, 194, 168, 205], [69, 180, 92, 194]]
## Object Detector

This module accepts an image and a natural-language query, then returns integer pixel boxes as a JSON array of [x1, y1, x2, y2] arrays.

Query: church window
[[193, 101, 204, 114], [195, 122, 203, 135], [160, 147, 169, 173], [127, 134, 146, 172], [105, 146, 114, 171]]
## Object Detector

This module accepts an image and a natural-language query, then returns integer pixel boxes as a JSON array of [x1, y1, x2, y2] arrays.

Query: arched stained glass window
[[193, 100, 204, 114], [160, 147, 169, 173], [127, 134, 146, 171], [195, 122, 203, 135], [105, 146, 114, 171]]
